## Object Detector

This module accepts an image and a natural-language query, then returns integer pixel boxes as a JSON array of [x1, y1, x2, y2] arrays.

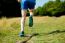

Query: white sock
[[30, 12, 33, 16]]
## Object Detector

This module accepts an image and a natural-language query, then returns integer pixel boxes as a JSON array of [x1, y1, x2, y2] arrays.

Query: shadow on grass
[[38, 30, 65, 36], [21, 30, 65, 43], [21, 33, 39, 43], [48, 30, 65, 34]]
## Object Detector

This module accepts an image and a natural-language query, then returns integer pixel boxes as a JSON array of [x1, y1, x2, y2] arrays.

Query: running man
[[17, 0, 36, 37]]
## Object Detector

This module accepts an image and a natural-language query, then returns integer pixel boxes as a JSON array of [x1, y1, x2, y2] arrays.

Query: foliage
[[34, 0, 65, 17]]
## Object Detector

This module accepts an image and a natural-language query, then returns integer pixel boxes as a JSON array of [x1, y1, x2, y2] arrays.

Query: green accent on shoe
[[29, 16, 33, 27], [19, 31, 24, 37]]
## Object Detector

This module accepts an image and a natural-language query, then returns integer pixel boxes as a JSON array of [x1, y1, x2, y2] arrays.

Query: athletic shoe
[[29, 16, 33, 27], [19, 31, 24, 37]]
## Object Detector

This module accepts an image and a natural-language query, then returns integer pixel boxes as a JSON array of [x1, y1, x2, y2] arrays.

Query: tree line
[[33, 0, 65, 17]]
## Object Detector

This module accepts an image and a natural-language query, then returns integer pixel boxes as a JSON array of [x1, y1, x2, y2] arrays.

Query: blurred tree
[[56, 0, 60, 2], [34, 0, 65, 17]]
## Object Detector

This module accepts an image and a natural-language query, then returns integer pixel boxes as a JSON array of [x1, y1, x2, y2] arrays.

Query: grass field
[[0, 16, 65, 43]]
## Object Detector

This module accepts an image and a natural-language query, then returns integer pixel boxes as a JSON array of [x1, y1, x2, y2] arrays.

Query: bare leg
[[21, 10, 27, 33]]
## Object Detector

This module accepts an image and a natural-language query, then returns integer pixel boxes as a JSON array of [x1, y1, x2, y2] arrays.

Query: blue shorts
[[21, 0, 36, 9]]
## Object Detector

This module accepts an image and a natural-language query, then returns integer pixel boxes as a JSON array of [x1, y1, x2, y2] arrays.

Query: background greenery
[[33, 0, 65, 17]]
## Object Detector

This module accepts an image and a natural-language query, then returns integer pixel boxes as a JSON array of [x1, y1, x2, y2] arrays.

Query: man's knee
[[21, 10, 27, 17], [22, 14, 26, 18]]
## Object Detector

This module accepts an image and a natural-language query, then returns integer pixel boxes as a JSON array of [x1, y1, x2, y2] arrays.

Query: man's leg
[[29, 9, 34, 27], [20, 10, 27, 37]]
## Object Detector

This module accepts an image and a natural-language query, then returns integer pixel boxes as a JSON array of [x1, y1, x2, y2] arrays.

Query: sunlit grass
[[0, 16, 65, 43]]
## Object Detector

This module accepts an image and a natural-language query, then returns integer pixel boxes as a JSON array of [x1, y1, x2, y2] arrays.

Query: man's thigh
[[21, 10, 27, 17]]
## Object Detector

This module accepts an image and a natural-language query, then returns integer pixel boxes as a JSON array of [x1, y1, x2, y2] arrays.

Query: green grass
[[0, 16, 65, 43]]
